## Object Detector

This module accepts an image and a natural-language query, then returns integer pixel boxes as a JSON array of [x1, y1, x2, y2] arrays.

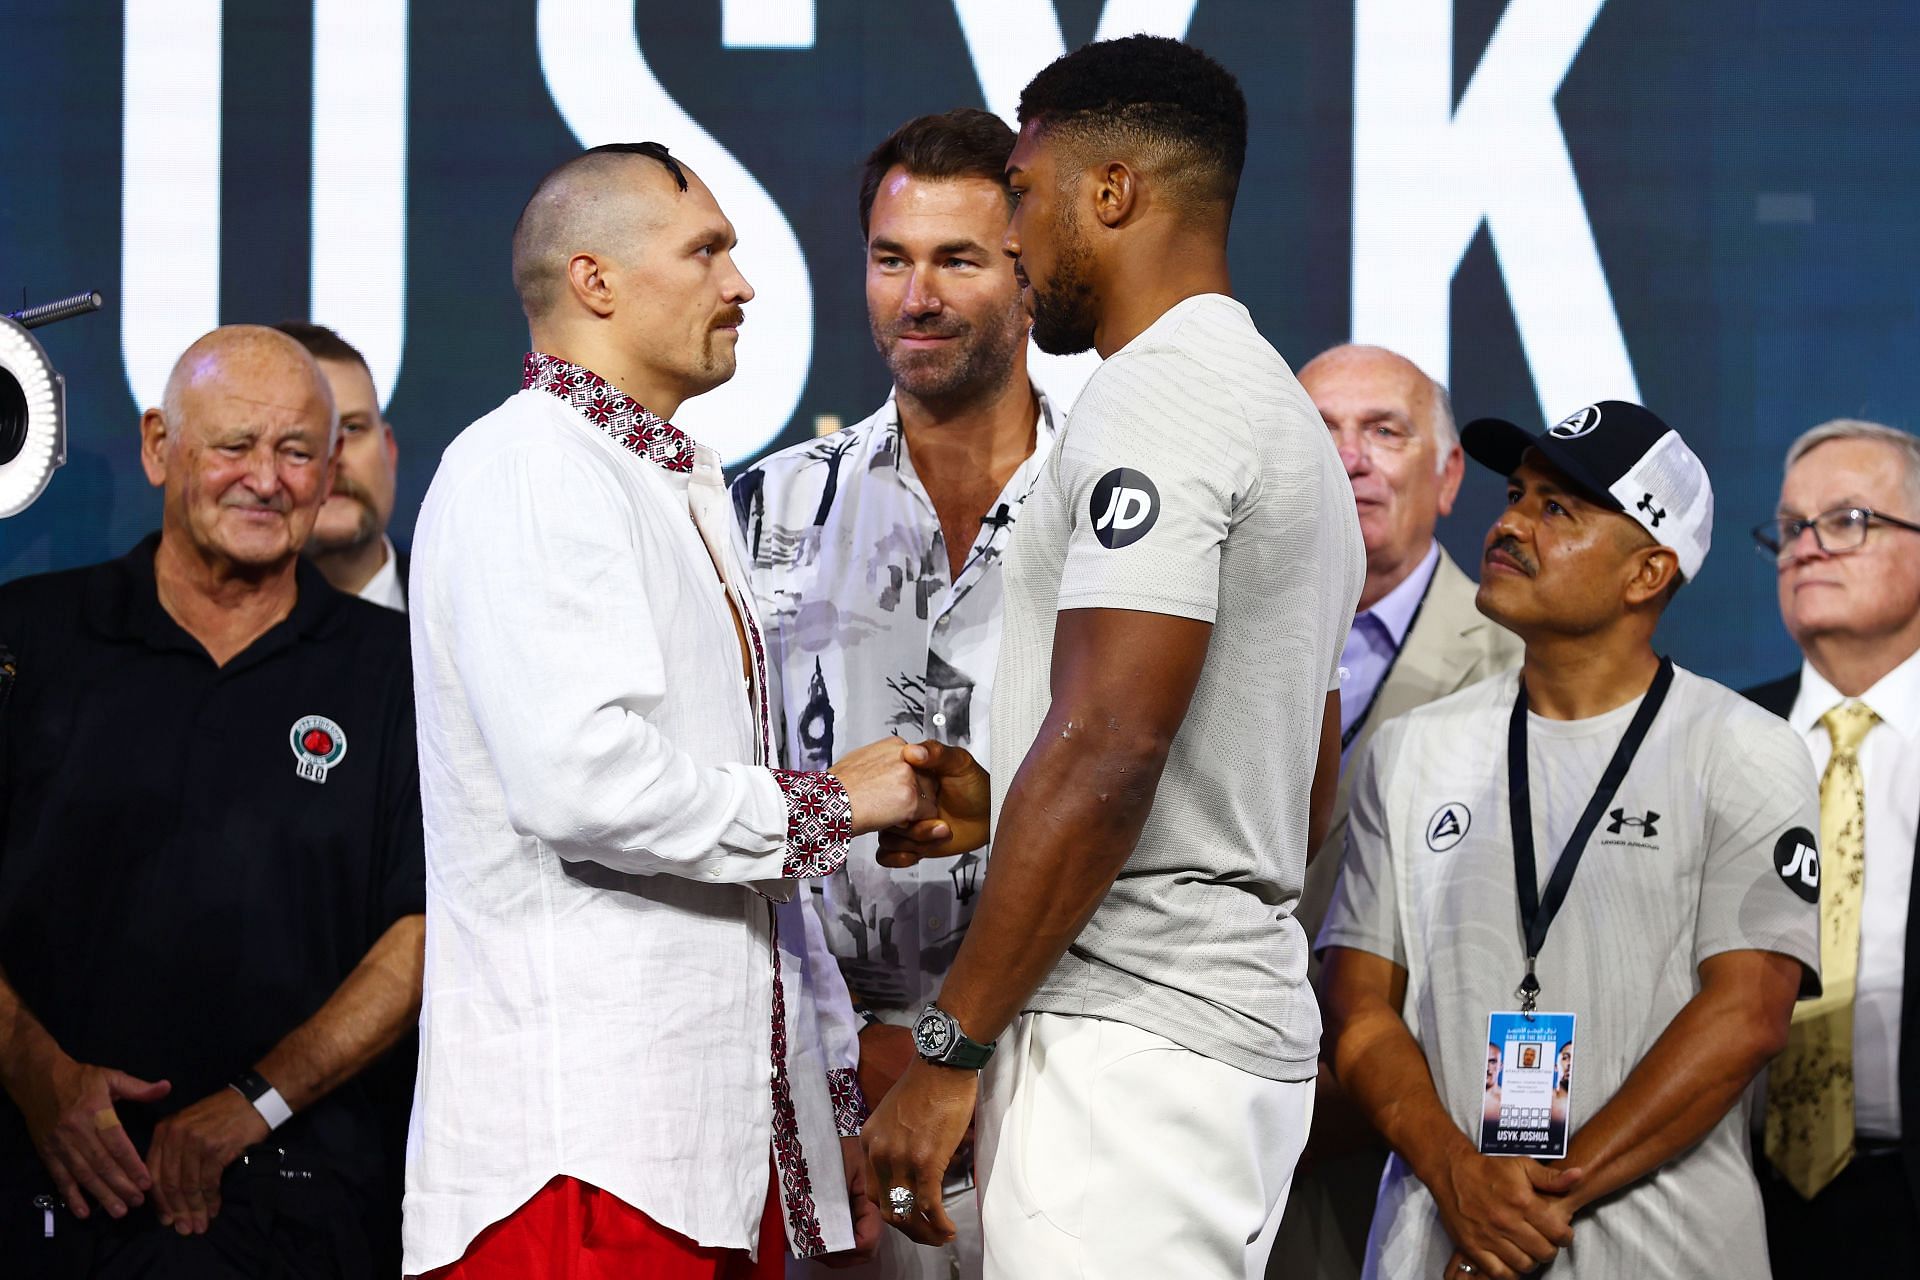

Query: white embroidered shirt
[[403, 355, 862, 1273]]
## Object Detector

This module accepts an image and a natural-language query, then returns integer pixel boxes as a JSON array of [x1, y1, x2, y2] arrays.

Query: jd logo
[[1089, 469, 1160, 549], [1606, 808, 1660, 838], [1773, 827, 1821, 903], [1426, 802, 1471, 852], [1548, 405, 1602, 439]]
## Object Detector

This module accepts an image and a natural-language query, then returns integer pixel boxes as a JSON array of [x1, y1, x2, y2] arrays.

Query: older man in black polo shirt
[[0, 325, 425, 1278]]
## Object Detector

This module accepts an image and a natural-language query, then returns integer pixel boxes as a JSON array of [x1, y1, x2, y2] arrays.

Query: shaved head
[[506, 142, 755, 418], [142, 324, 339, 574], [161, 325, 336, 445], [511, 142, 692, 323]]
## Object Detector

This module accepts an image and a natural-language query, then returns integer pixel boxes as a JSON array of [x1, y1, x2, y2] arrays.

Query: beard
[[1026, 211, 1099, 356], [872, 294, 1028, 407], [686, 307, 746, 395]]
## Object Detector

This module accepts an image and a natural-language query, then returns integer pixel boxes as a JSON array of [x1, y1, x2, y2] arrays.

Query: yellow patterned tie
[[1765, 699, 1880, 1198]]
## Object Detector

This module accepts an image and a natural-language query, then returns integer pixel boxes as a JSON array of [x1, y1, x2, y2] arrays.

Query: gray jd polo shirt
[[989, 293, 1366, 1082]]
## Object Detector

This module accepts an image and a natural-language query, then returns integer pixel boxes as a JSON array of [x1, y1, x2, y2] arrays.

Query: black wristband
[[230, 1069, 273, 1104]]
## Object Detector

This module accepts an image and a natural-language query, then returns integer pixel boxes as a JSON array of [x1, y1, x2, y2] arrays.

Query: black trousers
[[1761, 1147, 1917, 1273], [6, 1146, 381, 1280]]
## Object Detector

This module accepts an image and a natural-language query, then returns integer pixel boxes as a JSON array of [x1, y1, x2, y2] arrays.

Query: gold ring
[[93, 1108, 121, 1131]]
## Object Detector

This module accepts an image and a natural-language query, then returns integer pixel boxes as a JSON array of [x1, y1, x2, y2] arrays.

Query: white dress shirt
[[1789, 645, 1920, 1140], [403, 355, 862, 1273], [735, 392, 1055, 1017], [355, 535, 406, 612]]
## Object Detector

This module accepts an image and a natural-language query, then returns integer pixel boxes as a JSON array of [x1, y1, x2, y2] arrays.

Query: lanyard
[[1508, 657, 1674, 1014], [1340, 571, 1437, 752]]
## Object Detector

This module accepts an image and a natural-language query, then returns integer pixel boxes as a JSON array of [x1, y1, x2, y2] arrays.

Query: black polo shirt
[[0, 534, 424, 1200]]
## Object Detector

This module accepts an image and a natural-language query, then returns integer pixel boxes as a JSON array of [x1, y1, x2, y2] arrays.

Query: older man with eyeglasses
[[1745, 418, 1920, 1274]]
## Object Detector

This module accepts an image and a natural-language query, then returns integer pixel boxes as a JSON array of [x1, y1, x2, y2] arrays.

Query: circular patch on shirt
[[1548, 405, 1602, 439], [1088, 469, 1161, 549], [290, 714, 348, 785], [1426, 802, 1471, 852], [1772, 827, 1821, 902]]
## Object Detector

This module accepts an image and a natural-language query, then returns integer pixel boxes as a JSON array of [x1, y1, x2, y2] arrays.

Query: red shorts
[[416, 1173, 785, 1280]]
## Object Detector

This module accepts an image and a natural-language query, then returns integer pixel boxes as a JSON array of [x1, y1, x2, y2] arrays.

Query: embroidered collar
[[522, 351, 697, 474]]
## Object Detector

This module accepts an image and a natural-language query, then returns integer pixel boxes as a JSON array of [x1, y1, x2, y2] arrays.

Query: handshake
[[828, 738, 991, 863]]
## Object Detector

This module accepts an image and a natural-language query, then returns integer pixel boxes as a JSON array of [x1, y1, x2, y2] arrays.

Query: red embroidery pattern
[[743, 598, 777, 765], [826, 1068, 868, 1138], [521, 352, 697, 474], [775, 770, 852, 878], [770, 928, 828, 1257]]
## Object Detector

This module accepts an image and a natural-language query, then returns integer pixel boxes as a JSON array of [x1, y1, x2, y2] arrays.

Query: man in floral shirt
[[734, 109, 1051, 1280]]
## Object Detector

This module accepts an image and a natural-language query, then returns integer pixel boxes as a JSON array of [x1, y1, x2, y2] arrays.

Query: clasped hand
[[17, 1053, 268, 1236], [830, 739, 992, 860], [1433, 1144, 1582, 1279]]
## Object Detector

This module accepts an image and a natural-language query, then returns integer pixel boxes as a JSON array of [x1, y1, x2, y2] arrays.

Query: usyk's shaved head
[[511, 142, 692, 323]]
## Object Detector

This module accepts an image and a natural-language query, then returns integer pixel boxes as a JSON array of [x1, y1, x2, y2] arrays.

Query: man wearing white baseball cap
[[1319, 401, 1823, 1279]]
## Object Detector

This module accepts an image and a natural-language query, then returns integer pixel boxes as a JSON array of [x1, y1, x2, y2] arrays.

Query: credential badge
[[290, 715, 347, 784]]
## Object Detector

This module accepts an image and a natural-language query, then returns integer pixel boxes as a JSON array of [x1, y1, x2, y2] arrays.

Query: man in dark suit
[[1746, 417, 1920, 1268], [274, 323, 408, 611], [1270, 345, 1522, 1280]]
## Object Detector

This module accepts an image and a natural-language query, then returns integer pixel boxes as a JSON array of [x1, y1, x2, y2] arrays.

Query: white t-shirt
[[991, 293, 1365, 1081], [1321, 664, 1821, 1279]]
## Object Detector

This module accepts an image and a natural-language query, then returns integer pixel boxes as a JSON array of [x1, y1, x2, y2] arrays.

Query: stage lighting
[[0, 291, 100, 519]]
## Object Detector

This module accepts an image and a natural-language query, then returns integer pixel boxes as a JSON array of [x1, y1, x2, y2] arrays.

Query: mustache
[[884, 316, 971, 342], [328, 476, 371, 505], [1486, 535, 1535, 575], [713, 307, 745, 329]]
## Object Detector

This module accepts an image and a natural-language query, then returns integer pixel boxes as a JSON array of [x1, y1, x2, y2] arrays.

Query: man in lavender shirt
[[1269, 344, 1521, 1280]]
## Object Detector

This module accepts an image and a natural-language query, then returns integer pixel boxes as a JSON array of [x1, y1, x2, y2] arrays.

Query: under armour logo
[[1606, 808, 1659, 837], [1636, 493, 1666, 528]]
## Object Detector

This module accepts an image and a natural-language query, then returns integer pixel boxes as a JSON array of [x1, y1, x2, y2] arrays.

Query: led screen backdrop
[[3, 0, 1917, 689]]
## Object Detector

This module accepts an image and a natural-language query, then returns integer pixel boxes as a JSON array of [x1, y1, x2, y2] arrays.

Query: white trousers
[[977, 1012, 1314, 1280]]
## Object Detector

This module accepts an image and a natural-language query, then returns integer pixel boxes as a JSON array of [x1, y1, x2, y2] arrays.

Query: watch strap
[[940, 1036, 995, 1070], [918, 1003, 997, 1069], [229, 1069, 292, 1130]]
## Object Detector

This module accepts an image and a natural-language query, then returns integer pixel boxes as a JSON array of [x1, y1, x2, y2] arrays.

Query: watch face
[[915, 1010, 955, 1058]]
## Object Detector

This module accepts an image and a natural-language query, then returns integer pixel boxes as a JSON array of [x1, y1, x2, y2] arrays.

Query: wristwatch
[[912, 1003, 996, 1069]]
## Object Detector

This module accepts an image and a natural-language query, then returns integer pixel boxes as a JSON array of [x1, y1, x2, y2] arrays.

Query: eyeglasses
[[1751, 505, 1920, 560]]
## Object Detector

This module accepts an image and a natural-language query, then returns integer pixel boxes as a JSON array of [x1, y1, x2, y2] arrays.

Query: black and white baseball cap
[[1461, 400, 1713, 581]]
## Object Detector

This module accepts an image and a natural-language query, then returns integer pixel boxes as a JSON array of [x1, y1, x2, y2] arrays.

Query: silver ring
[[887, 1185, 914, 1216], [1455, 1265, 1478, 1276]]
